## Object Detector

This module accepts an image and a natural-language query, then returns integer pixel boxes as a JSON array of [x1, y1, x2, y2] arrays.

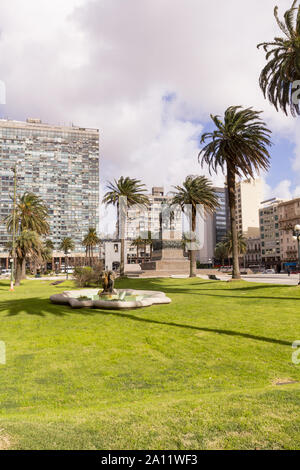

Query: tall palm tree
[[14, 230, 42, 286], [103, 177, 149, 276], [257, 1, 300, 116], [222, 232, 247, 266], [170, 175, 219, 278], [199, 106, 272, 279], [82, 227, 100, 266], [60, 237, 75, 276], [5, 192, 50, 280], [215, 242, 229, 267]]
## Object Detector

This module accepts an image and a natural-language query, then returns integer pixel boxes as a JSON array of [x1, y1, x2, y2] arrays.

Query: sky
[[0, 0, 299, 233]]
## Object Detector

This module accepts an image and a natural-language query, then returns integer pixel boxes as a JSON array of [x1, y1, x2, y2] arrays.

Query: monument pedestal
[[141, 246, 190, 274]]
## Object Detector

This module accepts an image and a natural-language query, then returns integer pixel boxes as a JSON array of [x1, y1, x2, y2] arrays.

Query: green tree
[[5, 192, 50, 280], [103, 177, 149, 276], [14, 230, 42, 286], [199, 106, 272, 279], [171, 175, 219, 278], [82, 227, 100, 266], [257, 1, 300, 116], [215, 242, 229, 267], [60, 237, 75, 276], [222, 232, 247, 264], [131, 236, 144, 263]]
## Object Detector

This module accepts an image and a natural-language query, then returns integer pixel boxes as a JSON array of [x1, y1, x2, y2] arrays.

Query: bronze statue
[[99, 270, 117, 296]]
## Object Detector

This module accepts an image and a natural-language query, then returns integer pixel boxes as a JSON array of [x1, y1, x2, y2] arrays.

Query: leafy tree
[[222, 231, 247, 260], [199, 106, 272, 279], [171, 175, 219, 277], [103, 177, 149, 276], [257, 1, 300, 116]]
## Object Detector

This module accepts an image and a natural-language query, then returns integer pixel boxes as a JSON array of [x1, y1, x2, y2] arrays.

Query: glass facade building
[[0, 118, 99, 255], [214, 187, 229, 245]]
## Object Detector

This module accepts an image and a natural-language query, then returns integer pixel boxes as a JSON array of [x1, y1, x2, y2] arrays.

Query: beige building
[[278, 198, 300, 263], [235, 178, 263, 238], [245, 237, 261, 267], [259, 198, 283, 266]]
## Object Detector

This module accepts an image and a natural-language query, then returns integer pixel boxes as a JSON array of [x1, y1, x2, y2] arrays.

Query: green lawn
[[0, 277, 300, 449]]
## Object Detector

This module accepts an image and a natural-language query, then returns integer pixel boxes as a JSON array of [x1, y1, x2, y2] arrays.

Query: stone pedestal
[[141, 246, 189, 273]]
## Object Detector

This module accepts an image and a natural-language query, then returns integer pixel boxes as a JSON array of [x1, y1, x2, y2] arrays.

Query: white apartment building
[[235, 178, 263, 238]]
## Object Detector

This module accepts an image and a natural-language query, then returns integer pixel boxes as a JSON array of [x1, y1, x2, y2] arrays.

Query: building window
[[114, 244, 119, 253]]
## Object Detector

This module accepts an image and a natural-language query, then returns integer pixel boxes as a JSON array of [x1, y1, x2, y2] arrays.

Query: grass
[[0, 277, 300, 449]]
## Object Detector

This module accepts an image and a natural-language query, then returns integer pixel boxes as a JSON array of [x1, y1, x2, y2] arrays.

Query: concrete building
[[278, 198, 300, 265], [100, 241, 121, 271], [235, 178, 263, 238], [0, 118, 99, 268], [259, 198, 282, 267], [245, 237, 261, 267]]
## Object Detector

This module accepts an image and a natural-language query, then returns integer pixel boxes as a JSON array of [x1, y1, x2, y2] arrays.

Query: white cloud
[[0, 0, 300, 230]]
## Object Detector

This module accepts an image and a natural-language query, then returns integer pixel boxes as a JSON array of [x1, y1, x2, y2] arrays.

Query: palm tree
[[199, 106, 272, 279], [5, 192, 50, 280], [257, 1, 300, 116], [5, 192, 50, 235], [222, 232, 247, 267], [60, 237, 75, 276], [215, 242, 229, 267], [45, 239, 54, 250], [82, 227, 100, 266], [170, 175, 219, 278], [131, 236, 144, 263], [14, 230, 42, 286], [103, 177, 149, 276]]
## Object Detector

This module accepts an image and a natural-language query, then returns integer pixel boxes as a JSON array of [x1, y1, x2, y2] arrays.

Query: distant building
[[259, 198, 282, 266], [245, 237, 261, 267], [235, 178, 263, 238], [213, 186, 229, 244], [278, 198, 300, 264], [125, 186, 182, 263], [0, 118, 99, 268], [100, 241, 120, 271]]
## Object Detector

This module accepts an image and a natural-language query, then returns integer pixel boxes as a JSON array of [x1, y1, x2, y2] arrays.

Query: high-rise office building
[[259, 198, 282, 266], [213, 186, 229, 245], [235, 178, 263, 238], [0, 118, 99, 264]]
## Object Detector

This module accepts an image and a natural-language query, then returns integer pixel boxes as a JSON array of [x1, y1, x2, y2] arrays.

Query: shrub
[[73, 263, 105, 288], [73, 267, 94, 287]]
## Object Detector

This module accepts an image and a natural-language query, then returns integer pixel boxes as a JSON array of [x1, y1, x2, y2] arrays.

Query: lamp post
[[293, 224, 300, 285], [10, 165, 17, 291], [65, 249, 71, 280]]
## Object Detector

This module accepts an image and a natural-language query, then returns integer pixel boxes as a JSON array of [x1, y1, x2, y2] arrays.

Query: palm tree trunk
[[190, 206, 197, 278], [15, 257, 22, 286], [227, 164, 241, 279], [21, 258, 26, 280]]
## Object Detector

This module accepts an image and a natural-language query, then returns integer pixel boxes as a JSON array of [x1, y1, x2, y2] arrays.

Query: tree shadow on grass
[[97, 310, 291, 347], [129, 279, 300, 301], [0, 296, 292, 347]]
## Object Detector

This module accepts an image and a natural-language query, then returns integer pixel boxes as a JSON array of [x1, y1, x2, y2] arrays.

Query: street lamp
[[10, 165, 17, 291], [65, 249, 71, 280], [292, 224, 300, 285]]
